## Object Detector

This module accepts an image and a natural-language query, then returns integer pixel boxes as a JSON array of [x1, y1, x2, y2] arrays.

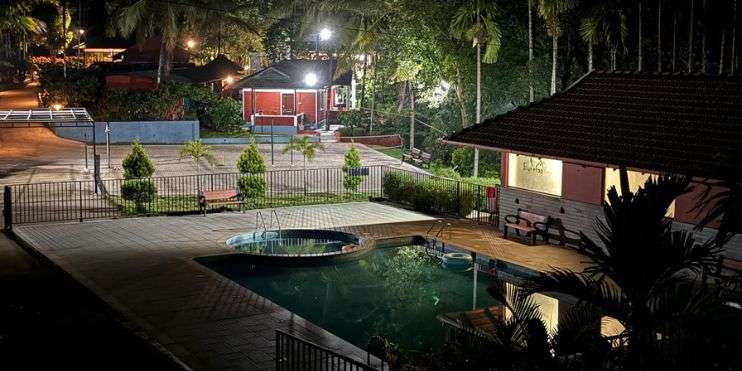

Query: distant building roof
[[443, 70, 742, 180], [113, 36, 190, 65], [180, 54, 244, 83], [230, 59, 352, 90]]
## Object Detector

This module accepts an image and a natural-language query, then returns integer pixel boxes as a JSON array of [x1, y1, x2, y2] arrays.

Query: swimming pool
[[198, 245, 500, 351]]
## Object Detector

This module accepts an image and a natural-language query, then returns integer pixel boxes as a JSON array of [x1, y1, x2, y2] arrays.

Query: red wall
[[242, 90, 252, 120], [255, 91, 281, 115], [297, 92, 317, 123], [675, 180, 724, 227], [254, 116, 295, 126], [562, 162, 604, 205]]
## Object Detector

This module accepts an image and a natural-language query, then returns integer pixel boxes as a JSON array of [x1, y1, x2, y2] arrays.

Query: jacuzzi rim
[[225, 228, 368, 259]]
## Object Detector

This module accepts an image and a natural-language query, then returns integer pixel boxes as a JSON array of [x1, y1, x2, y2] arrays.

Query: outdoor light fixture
[[78, 29, 85, 35], [52, 103, 63, 110], [304, 72, 318, 86], [319, 27, 332, 41], [225, 75, 234, 84], [186, 39, 196, 49]]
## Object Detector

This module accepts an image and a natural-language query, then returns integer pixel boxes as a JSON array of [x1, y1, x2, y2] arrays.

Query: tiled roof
[[230, 59, 351, 90], [443, 71, 742, 180], [180, 54, 244, 83]]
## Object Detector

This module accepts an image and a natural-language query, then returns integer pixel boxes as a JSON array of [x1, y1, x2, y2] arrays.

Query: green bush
[[337, 110, 367, 133], [122, 141, 155, 179], [457, 188, 477, 217], [383, 172, 404, 201], [121, 179, 157, 213], [412, 185, 435, 212], [451, 147, 501, 178], [383, 171, 477, 216], [206, 97, 243, 132], [343, 145, 363, 192], [237, 140, 266, 174], [37, 64, 101, 108], [238, 174, 267, 200]]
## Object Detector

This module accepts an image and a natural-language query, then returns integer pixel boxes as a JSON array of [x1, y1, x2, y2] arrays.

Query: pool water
[[200, 246, 500, 351], [226, 230, 359, 255]]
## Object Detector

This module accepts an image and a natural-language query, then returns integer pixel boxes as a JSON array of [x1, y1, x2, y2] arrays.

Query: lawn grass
[[108, 192, 377, 216], [375, 147, 404, 160]]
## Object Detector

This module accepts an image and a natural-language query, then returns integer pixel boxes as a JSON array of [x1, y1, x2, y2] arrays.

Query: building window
[[507, 153, 563, 196], [604, 168, 675, 217], [334, 86, 348, 107]]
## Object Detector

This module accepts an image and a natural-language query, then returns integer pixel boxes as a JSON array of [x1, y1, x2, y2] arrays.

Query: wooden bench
[[503, 210, 550, 245], [402, 148, 432, 167], [198, 189, 244, 215], [536, 218, 583, 250]]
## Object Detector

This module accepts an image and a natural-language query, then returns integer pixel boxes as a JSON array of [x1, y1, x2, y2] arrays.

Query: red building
[[444, 71, 742, 261], [228, 59, 354, 134]]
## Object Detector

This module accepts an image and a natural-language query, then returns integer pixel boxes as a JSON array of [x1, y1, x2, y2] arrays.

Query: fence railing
[[275, 330, 381, 371], [2, 165, 499, 230]]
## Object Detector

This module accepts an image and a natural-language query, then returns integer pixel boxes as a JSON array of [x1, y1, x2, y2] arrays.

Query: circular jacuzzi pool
[[226, 229, 363, 256]]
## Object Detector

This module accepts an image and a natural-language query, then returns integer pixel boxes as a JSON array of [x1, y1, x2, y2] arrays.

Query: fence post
[[456, 181, 461, 214], [79, 182, 84, 222], [3, 186, 11, 231]]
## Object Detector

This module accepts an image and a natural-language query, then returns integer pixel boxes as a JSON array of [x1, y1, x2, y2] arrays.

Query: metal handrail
[[435, 222, 452, 238], [271, 209, 282, 239], [275, 330, 380, 370], [255, 211, 267, 237]]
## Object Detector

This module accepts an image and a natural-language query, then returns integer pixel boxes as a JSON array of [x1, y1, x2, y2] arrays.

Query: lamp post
[[304, 72, 319, 129], [76, 29, 85, 67], [315, 27, 333, 130]]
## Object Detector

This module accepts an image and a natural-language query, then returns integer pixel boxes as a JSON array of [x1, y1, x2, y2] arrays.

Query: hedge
[[382, 172, 476, 217]]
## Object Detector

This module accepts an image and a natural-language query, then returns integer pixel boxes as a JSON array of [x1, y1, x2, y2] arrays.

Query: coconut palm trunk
[[673, 10, 678, 71], [720, 30, 727, 74], [638, 1, 643, 71], [528, 0, 535, 101], [733, 0, 738, 75], [658, 0, 662, 71], [551, 34, 557, 94], [689, 0, 695, 72], [474, 38, 481, 177]]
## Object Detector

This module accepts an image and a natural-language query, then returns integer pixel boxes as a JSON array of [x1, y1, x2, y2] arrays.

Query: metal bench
[[503, 210, 550, 245], [198, 189, 244, 215]]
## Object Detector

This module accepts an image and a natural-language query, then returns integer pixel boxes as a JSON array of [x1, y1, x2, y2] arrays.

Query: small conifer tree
[[343, 144, 363, 192], [122, 140, 155, 179], [121, 140, 157, 213], [236, 139, 267, 202]]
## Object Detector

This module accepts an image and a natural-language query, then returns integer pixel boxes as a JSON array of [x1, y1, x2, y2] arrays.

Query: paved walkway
[[13, 202, 436, 370]]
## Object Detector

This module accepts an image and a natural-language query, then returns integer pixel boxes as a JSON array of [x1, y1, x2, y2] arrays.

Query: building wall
[[562, 162, 603, 205], [255, 91, 281, 115], [500, 182, 742, 260], [297, 92, 317, 123], [242, 89, 253, 120], [52, 121, 199, 144]]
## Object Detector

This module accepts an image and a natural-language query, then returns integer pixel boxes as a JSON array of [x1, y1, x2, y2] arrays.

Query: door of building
[[281, 93, 295, 115]]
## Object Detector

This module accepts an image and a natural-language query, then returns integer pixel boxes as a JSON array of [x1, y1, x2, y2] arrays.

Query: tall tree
[[450, 0, 501, 177], [539, 0, 578, 95], [658, 0, 662, 71], [581, 1, 628, 71], [638, 1, 643, 71], [688, 0, 695, 72], [528, 0, 535, 99], [110, 0, 191, 84]]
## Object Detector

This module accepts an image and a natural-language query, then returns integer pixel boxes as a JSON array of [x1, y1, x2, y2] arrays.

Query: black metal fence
[[2, 165, 499, 230], [275, 330, 381, 370]]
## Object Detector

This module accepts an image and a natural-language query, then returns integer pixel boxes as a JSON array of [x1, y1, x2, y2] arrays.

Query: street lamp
[[304, 72, 318, 86], [186, 39, 196, 49], [319, 27, 332, 41], [225, 75, 234, 84]]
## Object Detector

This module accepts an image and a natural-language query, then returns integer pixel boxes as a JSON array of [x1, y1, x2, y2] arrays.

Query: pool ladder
[[426, 220, 451, 238]]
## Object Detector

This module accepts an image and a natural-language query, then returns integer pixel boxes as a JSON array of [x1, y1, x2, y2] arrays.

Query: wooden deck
[[347, 217, 591, 273]]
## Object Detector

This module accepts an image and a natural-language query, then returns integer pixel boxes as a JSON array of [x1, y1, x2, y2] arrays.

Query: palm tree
[[528, 0, 535, 101], [638, 1, 643, 71], [178, 139, 216, 175], [580, 1, 628, 71], [282, 136, 325, 170], [689, 0, 695, 72], [110, 0, 190, 84], [0, 1, 46, 63], [524, 174, 724, 368], [658, 0, 662, 72], [450, 0, 501, 178], [539, 0, 578, 95]]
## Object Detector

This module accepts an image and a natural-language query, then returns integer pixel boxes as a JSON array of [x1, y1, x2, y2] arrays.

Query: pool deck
[[11, 202, 589, 370]]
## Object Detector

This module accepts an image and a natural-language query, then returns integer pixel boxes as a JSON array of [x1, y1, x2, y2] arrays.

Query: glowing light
[[186, 39, 196, 49], [319, 27, 332, 41], [225, 75, 234, 84], [52, 103, 63, 111], [304, 72, 318, 86], [78, 29, 85, 35]]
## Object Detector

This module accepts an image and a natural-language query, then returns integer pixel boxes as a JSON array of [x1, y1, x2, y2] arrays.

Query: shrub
[[337, 110, 367, 133], [383, 172, 404, 201], [237, 140, 266, 174], [412, 185, 435, 213], [238, 174, 267, 200], [122, 141, 155, 179], [121, 179, 157, 213], [451, 147, 501, 178], [457, 188, 477, 217], [206, 97, 243, 132], [342, 145, 363, 192]]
